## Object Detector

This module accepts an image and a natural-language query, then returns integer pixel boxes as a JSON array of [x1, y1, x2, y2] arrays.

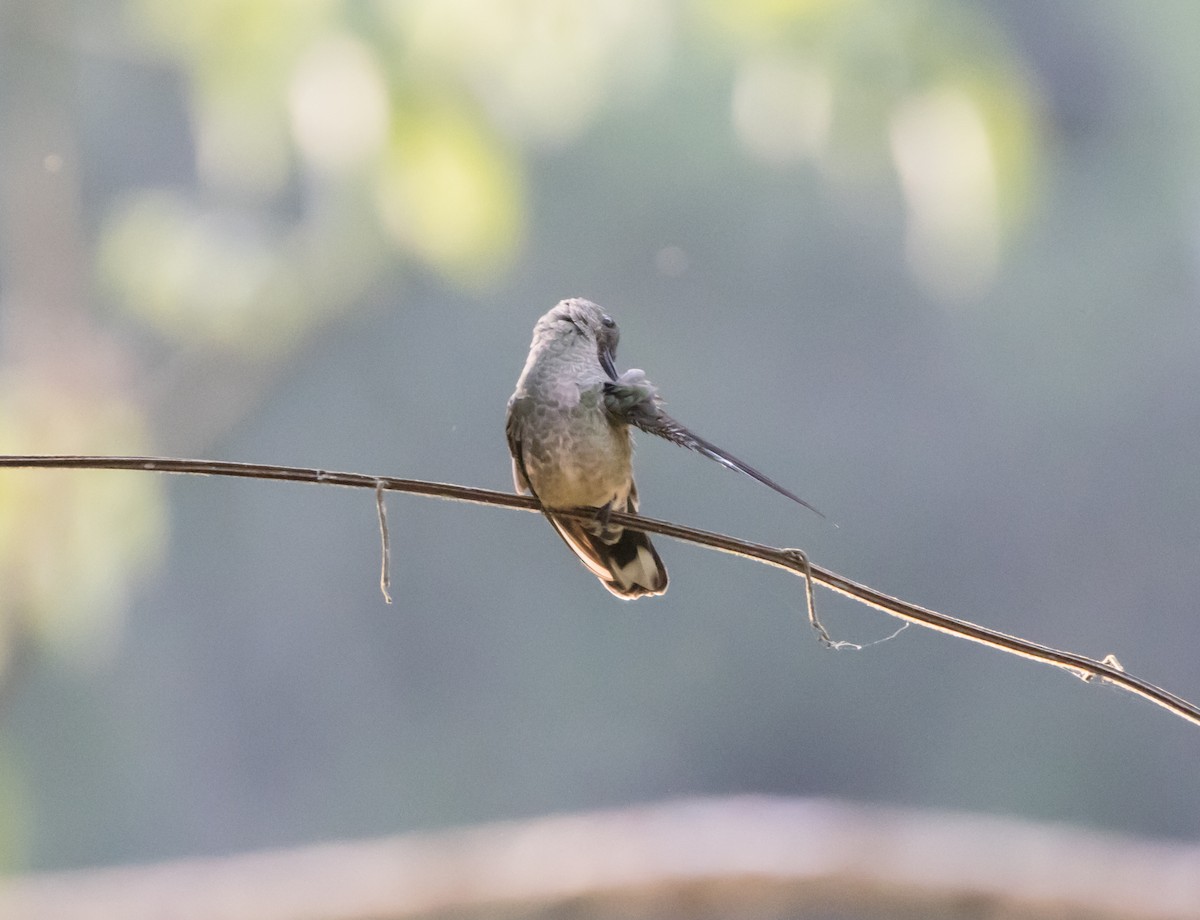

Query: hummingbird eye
[[600, 314, 615, 328]]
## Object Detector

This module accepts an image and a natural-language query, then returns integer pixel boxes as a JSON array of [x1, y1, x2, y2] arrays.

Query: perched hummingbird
[[506, 297, 822, 599]]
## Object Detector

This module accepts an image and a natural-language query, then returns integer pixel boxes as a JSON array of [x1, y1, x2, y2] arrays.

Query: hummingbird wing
[[505, 395, 533, 494], [605, 370, 825, 519]]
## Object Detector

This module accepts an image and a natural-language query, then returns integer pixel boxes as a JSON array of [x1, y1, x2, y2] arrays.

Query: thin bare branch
[[1, 454, 1197, 729]]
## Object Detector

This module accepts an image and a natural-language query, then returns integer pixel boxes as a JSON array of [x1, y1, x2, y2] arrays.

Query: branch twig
[[1, 455, 1197, 729], [375, 482, 392, 605]]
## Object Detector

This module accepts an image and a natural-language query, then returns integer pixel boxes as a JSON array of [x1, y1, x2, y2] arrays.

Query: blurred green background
[[1, 0, 1199, 872]]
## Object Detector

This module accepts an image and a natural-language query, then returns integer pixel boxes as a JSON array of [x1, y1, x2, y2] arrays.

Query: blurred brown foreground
[[1, 796, 1197, 920]]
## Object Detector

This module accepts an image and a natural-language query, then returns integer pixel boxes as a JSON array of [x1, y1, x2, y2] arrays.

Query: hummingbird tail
[[549, 513, 668, 599]]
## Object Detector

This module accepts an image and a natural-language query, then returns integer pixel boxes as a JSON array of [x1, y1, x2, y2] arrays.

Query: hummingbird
[[506, 297, 822, 599]]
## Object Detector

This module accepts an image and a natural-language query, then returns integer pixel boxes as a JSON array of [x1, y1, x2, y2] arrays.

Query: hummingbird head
[[538, 298, 620, 379]]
